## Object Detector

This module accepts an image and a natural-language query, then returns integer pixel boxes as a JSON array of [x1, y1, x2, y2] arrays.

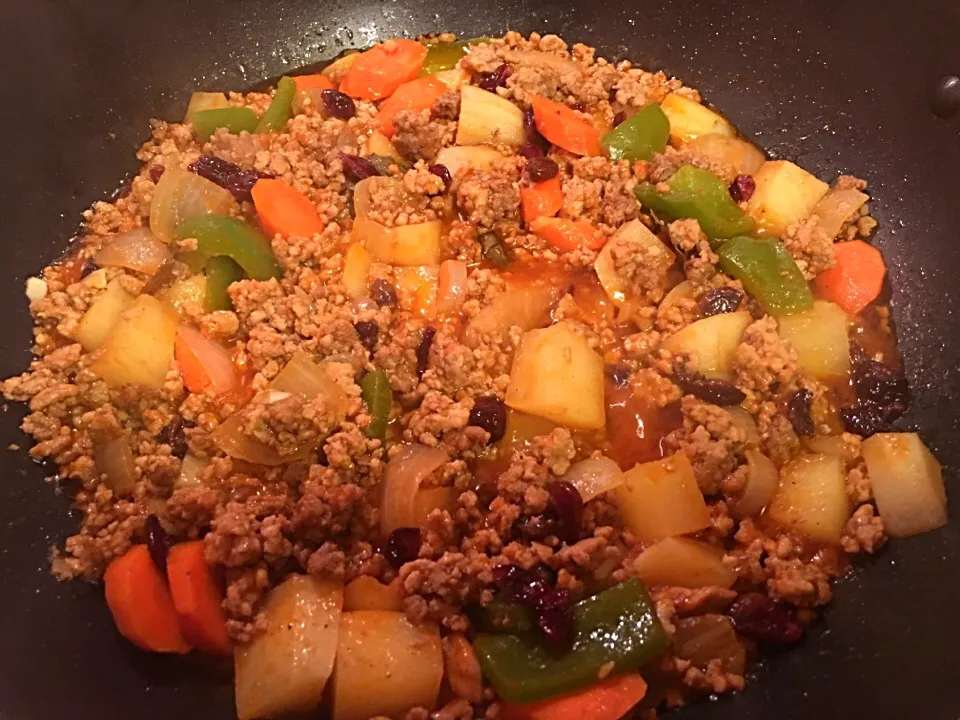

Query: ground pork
[[455, 161, 521, 236], [733, 317, 801, 402], [393, 109, 456, 162], [664, 397, 747, 495], [782, 215, 836, 279]]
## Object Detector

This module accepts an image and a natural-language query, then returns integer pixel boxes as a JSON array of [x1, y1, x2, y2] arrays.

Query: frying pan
[[1, 0, 958, 718]]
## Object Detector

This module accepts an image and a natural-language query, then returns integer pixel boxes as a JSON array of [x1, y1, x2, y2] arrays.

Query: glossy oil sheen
[[0, 1, 958, 719]]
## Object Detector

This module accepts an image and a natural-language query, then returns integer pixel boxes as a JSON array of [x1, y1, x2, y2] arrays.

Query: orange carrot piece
[[175, 326, 238, 395], [293, 74, 335, 91], [437, 259, 468, 314], [813, 239, 886, 315], [104, 545, 192, 654], [501, 674, 648, 720], [531, 95, 602, 156], [251, 178, 326, 239], [376, 76, 448, 136], [520, 176, 564, 223], [530, 216, 606, 251], [339, 39, 428, 101], [167, 541, 232, 656]]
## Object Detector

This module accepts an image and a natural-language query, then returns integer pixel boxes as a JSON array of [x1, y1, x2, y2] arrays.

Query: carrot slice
[[339, 39, 429, 101], [167, 541, 232, 656], [531, 95, 602, 156], [530, 216, 606, 251], [501, 674, 648, 720], [813, 239, 886, 315], [293, 74, 335, 91], [104, 545, 192, 654], [251, 178, 326, 239], [376, 76, 448, 136], [520, 176, 564, 223], [175, 326, 238, 395]]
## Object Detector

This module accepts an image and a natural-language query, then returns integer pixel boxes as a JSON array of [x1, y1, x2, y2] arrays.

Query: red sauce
[[603, 380, 681, 469]]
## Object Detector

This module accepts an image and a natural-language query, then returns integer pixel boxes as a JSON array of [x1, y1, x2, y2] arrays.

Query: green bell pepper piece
[[190, 107, 260, 141], [361, 369, 392, 440], [471, 598, 535, 634], [418, 38, 488, 76], [601, 104, 670, 163], [255, 76, 296, 134], [204, 255, 245, 312], [716, 236, 813, 316], [473, 578, 669, 703], [175, 215, 282, 281], [634, 164, 755, 240]]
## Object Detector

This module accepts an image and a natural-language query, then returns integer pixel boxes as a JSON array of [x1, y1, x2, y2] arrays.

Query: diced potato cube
[[89, 295, 177, 389], [612, 453, 711, 544], [365, 131, 402, 162], [342, 243, 372, 299], [235, 575, 343, 720], [354, 217, 442, 266], [777, 300, 850, 380], [332, 611, 443, 720], [768, 453, 850, 543], [184, 92, 229, 124], [75, 280, 137, 351], [660, 93, 735, 147], [633, 537, 736, 589], [158, 274, 206, 317], [862, 433, 947, 537], [594, 219, 675, 306], [456, 86, 525, 147], [505, 321, 605, 430], [434, 68, 471, 91], [412, 486, 457, 527], [434, 145, 505, 179], [810, 185, 869, 239], [745, 161, 829, 237], [685, 133, 766, 175], [662, 311, 752, 380], [343, 576, 403, 612]]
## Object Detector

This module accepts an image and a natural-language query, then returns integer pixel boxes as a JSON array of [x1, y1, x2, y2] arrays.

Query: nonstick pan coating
[[1, 1, 958, 718]]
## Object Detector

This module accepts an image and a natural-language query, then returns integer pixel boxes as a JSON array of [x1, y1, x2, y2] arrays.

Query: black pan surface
[[1, 1, 958, 718]]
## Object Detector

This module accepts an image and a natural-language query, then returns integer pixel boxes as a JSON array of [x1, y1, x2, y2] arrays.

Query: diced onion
[[811, 186, 869, 239], [672, 615, 746, 675], [175, 326, 239, 395], [150, 168, 238, 243], [175, 453, 208, 489], [95, 228, 173, 276], [354, 217, 442, 266], [436, 260, 467, 314], [464, 282, 563, 347], [725, 406, 761, 448], [730, 449, 779, 519], [270, 352, 348, 412], [684, 134, 766, 176], [802, 433, 859, 462], [559, 456, 625, 502], [434, 146, 504, 179], [94, 434, 138, 494], [380, 444, 449, 536]]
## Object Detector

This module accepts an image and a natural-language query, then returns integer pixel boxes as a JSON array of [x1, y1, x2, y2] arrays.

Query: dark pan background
[[1, 1, 958, 718]]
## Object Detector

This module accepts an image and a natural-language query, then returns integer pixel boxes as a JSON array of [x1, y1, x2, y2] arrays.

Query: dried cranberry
[[339, 153, 381, 182], [320, 89, 356, 119], [428, 163, 453, 191], [469, 396, 507, 444], [674, 368, 746, 406], [787, 389, 815, 437], [158, 416, 194, 459], [145, 515, 173, 573], [840, 402, 891, 438], [188, 155, 265, 202], [548, 481, 584, 544], [479, 63, 512, 92], [537, 607, 575, 651], [149, 165, 166, 183], [370, 279, 398, 308], [493, 565, 548, 606], [696, 287, 743, 318], [727, 592, 803, 644], [526, 156, 559, 183], [354, 320, 379, 354], [79, 258, 99, 279], [613, 110, 628, 126], [515, 515, 558, 541], [416, 326, 436, 380], [518, 141, 545, 160], [316, 444, 329, 467], [729, 174, 756, 203], [605, 364, 631, 388], [384, 527, 422, 568], [523, 108, 550, 154]]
